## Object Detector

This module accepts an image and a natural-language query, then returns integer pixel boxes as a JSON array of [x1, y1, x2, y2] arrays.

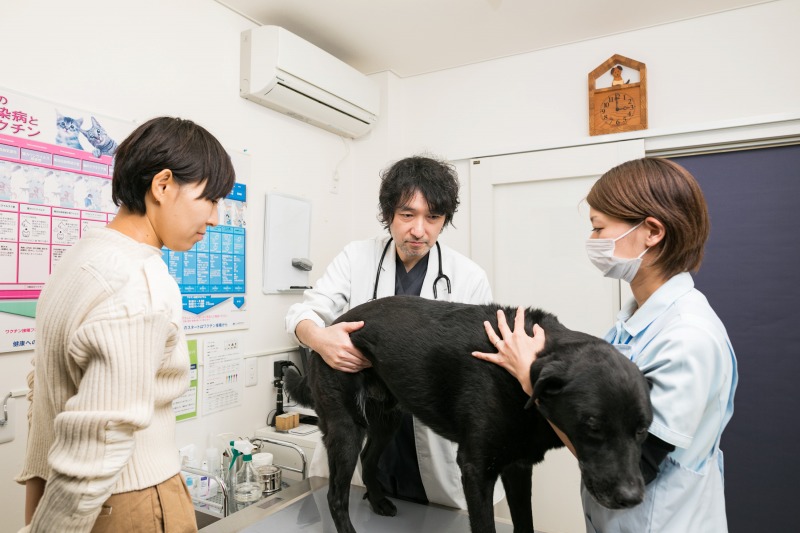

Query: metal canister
[[256, 465, 282, 495]]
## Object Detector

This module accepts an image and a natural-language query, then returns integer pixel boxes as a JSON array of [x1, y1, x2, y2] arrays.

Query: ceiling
[[215, 0, 773, 78]]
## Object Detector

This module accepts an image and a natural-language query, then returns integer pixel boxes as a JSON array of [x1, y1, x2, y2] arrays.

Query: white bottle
[[205, 447, 221, 478], [185, 475, 196, 497], [199, 460, 210, 498]]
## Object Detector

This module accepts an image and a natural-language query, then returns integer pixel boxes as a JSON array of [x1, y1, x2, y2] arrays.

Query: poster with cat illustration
[[0, 87, 249, 352], [0, 88, 129, 352]]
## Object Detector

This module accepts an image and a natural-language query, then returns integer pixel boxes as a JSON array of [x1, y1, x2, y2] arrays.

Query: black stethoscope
[[372, 238, 452, 300]]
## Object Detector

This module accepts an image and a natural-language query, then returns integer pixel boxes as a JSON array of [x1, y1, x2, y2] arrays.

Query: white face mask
[[585, 221, 649, 283]]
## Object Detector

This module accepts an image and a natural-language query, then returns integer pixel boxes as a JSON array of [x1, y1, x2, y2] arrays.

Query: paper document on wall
[[202, 337, 243, 415]]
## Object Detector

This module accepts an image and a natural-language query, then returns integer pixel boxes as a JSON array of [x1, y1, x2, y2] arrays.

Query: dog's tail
[[283, 367, 315, 408]]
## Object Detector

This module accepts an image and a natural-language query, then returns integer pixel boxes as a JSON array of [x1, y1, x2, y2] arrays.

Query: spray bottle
[[233, 440, 262, 503], [225, 440, 240, 507]]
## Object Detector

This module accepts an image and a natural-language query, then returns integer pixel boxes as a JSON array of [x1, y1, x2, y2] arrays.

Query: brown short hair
[[586, 157, 710, 278]]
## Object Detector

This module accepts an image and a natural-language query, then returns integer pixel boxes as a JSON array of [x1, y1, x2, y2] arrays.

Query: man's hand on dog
[[296, 319, 372, 372], [472, 307, 546, 397]]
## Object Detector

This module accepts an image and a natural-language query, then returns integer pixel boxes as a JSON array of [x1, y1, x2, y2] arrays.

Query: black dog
[[285, 295, 652, 533]]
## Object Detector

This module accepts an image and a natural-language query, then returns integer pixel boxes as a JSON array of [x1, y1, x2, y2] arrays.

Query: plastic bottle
[[179, 444, 200, 497], [199, 460, 210, 498], [185, 475, 196, 497], [205, 446, 221, 478], [233, 440, 262, 503]]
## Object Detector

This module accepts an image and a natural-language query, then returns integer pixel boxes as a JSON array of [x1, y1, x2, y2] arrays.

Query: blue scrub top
[[608, 272, 737, 470], [584, 272, 738, 532]]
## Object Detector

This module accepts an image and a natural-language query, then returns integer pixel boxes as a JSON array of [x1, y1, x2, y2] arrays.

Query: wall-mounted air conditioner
[[240, 26, 380, 138]]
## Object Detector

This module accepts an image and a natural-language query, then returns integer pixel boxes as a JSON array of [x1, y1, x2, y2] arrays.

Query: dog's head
[[529, 333, 653, 509]]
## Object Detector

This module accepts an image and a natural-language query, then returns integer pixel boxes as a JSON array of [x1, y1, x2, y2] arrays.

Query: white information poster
[[202, 336, 243, 415]]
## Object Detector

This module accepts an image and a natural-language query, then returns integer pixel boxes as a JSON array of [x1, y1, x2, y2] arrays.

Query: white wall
[[0, 1, 377, 528], [391, 0, 800, 161]]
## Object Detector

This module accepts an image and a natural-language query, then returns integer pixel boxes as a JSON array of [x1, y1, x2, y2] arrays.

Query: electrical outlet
[[245, 358, 258, 387], [0, 397, 15, 444]]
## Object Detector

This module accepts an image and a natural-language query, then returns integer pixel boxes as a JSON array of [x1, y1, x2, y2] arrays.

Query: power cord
[[272, 360, 301, 426]]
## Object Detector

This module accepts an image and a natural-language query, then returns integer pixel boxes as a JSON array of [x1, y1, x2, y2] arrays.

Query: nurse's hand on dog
[[296, 319, 372, 373], [472, 306, 545, 397]]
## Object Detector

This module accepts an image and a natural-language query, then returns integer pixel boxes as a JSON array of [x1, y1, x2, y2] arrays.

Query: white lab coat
[[285, 235, 504, 509]]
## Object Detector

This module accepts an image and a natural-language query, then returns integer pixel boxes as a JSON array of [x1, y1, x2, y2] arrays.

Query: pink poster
[[0, 87, 132, 352]]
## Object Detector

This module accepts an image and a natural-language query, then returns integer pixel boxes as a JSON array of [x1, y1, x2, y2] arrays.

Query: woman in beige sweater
[[17, 117, 236, 533]]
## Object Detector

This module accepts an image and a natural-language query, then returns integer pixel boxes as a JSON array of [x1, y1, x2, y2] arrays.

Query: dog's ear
[[526, 360, 568, 409], [527, 356, 547, 385]]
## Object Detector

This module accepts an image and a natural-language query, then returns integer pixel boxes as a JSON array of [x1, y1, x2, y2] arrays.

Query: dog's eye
[[636, 427, 649, 439], [583, 417, 604, 438]]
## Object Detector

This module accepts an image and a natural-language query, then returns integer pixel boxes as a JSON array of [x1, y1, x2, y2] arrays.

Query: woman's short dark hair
[[587, 157, 710, 278], [112, 117, 236, 214], [377, 155, 460, 229]]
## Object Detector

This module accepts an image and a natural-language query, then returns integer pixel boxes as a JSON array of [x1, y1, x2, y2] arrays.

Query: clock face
[[600, 92, 636, 126]]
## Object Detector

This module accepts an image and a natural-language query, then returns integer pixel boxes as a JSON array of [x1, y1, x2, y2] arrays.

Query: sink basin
[[196, 506, 223, 529]]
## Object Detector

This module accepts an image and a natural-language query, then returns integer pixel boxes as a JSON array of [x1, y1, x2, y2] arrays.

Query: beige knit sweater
[[16, 227, 190, 533]]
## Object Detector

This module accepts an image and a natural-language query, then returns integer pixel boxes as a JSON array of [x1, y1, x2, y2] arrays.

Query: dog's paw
[[365, 493, 397, 517]]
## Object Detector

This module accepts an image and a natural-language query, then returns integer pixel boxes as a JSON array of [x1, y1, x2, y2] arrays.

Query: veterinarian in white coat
[[285, 155, 503, 510], [474, 158, 737, 532]]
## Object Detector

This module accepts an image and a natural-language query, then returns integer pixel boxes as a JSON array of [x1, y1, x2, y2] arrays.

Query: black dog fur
[[284, 295, 653, 533]]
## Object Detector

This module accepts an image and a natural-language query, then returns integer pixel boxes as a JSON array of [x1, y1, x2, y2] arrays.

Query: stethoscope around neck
[[372, 238, 452, 301]]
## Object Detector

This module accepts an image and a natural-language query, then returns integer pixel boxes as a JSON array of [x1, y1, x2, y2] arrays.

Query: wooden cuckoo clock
[[589, 54, 647, 136]]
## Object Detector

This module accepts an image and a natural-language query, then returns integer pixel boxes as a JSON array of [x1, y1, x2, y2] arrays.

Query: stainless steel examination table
[[199, 476, 515, 533]]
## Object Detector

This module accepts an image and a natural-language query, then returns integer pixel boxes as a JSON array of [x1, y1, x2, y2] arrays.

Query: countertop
[[199, 476, 516, 532]]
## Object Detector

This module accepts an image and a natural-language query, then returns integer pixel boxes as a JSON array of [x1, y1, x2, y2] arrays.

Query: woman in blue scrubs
[[474, 158, 738, 532]]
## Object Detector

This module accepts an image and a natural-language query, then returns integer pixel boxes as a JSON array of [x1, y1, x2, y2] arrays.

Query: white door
[[470, 140, 644, 533]]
